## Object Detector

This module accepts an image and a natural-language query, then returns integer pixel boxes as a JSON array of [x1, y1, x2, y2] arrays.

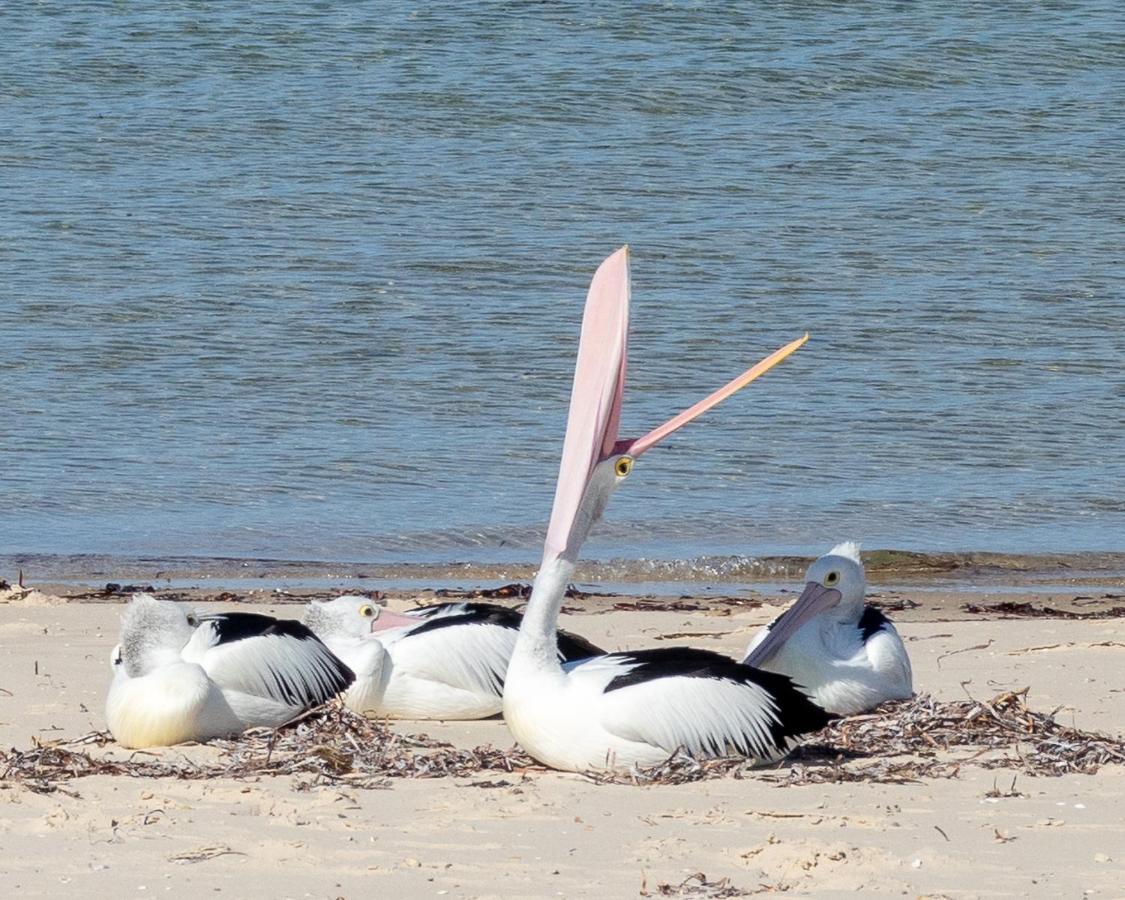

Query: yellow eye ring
[[359, 604, 376, 618], [614, 456, 633, 477], [824, 571, 840, 586]]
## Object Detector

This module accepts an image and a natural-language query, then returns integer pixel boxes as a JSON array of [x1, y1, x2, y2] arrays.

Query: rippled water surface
[[2, 2, 1123, 565]]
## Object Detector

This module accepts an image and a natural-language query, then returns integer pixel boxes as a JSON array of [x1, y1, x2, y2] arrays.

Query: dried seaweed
[[431, 582, 609, 602], [2, 691, 1121, 794], [868, 596, 920, 612], [590, 689, 1125, 787], [610, 599, 709, 613], [169, 845, 247, 864], [645, 872, 751, 898], [0, 704, 534, 794], [64, 586, 247, 605], [434, 582, 531, 600], [963, 601, 1125, 619], [777, 689, 1125, 785]]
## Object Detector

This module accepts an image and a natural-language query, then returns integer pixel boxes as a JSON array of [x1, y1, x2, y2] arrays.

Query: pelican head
[[118, 593, 195, 677], [744, 542, 867, 668], [543, 246, 808, 566], [305, 594, 422, 640], [305, 595, 388, 640], [803, 542, 867, 622]]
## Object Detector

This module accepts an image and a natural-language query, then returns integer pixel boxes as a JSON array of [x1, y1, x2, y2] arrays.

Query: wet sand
[[1, 573, 1123, 898]]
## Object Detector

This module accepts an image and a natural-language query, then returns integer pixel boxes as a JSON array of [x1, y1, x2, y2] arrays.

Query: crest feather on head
[[827, 541, 862, 565]]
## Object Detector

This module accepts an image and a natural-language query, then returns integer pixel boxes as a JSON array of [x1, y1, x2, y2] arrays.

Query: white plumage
[[106, 594, 354, 748], [304, 595, 602, 720], [505, 557, 829, 772], [743, 543, 913, 715], [501, 247, 826, 772]]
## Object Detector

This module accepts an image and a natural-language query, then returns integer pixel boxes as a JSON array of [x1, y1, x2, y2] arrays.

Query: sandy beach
[[2, 574, 1123, 899], [6, 3, 1124, 898]]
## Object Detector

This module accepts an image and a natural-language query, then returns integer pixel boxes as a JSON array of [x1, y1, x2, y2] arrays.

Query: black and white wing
[[402, 601, 484, 622], [581, 647, 831, 760], [857, 606, 890, 640], [387, 604, 524, 697], [858, 606, 913, 696], [185, 613, 354, 709], [556, 627, 604, 662], [400, 601, 604, 666]]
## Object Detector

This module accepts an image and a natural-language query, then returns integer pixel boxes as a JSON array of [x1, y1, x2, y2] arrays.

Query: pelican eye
[[358, 604, 376, 618], [824, 571, 840, 586], [614, 456, 633, 477]]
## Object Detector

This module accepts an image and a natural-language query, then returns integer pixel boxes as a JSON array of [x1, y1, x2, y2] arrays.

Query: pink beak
[[743, 581, 841, 668], [542, 246, 808, 562], [368, 607, 422, 634]]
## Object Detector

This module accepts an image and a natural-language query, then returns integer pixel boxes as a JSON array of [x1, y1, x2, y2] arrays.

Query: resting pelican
[[742, 542, 913, 715], [502, 247, 830, 772], [106, 594, 354, 748], [304, 596, 603, 719]]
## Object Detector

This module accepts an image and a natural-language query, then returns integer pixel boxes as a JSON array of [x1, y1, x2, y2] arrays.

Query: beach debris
[[431, 582, 610, 602], [609, 599, 710, 613], [434, 582, 529, 600], [936, 639, 994, 668], [983, 775, 1024, 798], [583, 689, 1125, 787], [2, 691, 1121, 793], [642, 872, 750, 898], [0, 704, 534, 794], [772, 689, 1125, 786], [963, 601, 1125, 619], [169, 845, 247, 864], [868, 595, 920, 612], [104, 583, 156, 596]]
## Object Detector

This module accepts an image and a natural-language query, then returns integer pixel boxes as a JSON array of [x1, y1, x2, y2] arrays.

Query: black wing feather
[[405, 602, 604, 663], [557, 629, 604, 662], [604, 646, 833, 742], [405, 602, 523, 636], [857, 605, 891, 641], [204, 612, 321, 646], [200, 612, 354, 707]]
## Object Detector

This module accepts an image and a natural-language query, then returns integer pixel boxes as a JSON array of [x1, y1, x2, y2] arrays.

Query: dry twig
[[2, 691, 1121, 793], [588, 690, 1125, 787], [650, 872, 751, 898], [0, 704, 533, 794]]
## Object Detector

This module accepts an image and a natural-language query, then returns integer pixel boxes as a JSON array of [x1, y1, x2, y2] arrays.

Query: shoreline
[[4, 548, 1125, 593]]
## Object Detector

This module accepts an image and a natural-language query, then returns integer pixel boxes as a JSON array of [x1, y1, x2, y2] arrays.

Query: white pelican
[[304, 596, 603, 719], [742, 542, 913, 715], [106, 594, 354, 748], [502, 246, 830, 772]]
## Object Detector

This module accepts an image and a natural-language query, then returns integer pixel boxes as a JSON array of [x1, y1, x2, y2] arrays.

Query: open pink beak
[[542, 246, 808, 562]]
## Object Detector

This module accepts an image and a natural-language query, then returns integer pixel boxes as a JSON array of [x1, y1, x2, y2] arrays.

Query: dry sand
[[1, 580, 1123, 899]]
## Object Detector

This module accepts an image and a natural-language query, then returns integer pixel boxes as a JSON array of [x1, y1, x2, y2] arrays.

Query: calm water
[[2, 2, 1123, 568]]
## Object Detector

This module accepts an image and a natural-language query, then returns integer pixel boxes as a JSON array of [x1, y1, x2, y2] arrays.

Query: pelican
[[106, 593, 354, 748], [304, 596, 603, 719], [502, 247, 830, 772], [742, 542, 913, 715]]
